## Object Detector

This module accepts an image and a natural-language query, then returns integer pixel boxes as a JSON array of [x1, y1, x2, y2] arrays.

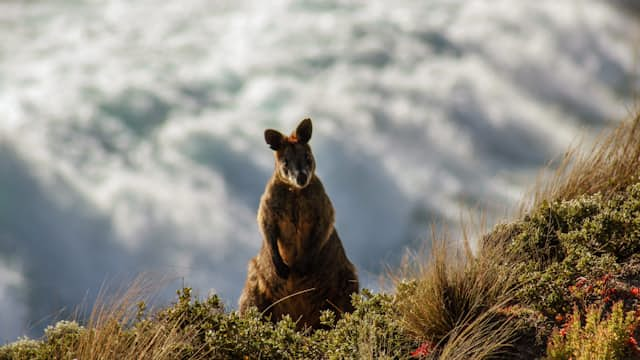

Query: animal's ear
[[264, 129, 285, 151], [295, 118, 312, 144]]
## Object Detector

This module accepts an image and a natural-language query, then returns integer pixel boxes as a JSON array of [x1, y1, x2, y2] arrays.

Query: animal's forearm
[[267, 231, 290, 279]]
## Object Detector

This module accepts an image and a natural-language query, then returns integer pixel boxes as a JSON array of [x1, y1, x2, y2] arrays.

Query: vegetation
[[394, 240, 521, 359], [2, 115, 640, 359], [0, 287, 415, 360], [546, 301, 639, 360]]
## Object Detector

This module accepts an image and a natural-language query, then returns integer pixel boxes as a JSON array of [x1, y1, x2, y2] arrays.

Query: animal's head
[[264, 118, 316, 189]]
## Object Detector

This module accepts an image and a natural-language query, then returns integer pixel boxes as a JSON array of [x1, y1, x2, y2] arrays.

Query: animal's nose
[[296, 173, 308, 186]]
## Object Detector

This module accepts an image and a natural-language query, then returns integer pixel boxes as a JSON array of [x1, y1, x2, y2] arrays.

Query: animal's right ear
[[264, 129, 285, 151], [295, 118, 312, 144]]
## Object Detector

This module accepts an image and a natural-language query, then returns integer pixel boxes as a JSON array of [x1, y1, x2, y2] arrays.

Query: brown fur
[[238, 119, 359, 329]]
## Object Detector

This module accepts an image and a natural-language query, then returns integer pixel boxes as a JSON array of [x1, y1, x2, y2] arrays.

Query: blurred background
[[1, 0, 639, 343]]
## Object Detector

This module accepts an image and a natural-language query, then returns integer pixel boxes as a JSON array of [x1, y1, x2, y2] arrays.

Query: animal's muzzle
[[296, 173, 308, 186]]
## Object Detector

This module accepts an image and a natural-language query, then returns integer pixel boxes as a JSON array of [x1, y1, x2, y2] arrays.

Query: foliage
[[0, 288, 415, 360], [546, 301, 639, 360], [0, 338, 44, 360], [314, 289, 415, 359], [498, 182, 640, 317]]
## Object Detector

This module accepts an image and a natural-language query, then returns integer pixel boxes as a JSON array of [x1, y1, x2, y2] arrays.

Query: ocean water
[[1, 0, 639, 342]]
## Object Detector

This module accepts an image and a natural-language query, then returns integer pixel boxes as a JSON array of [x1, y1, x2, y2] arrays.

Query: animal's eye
[[305, 154, 311, 163], [283, 159, 289, 167]]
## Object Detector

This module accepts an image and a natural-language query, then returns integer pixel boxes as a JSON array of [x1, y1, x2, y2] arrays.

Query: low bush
[[546, 301, 639, 360], [0, 287, 415, 360]]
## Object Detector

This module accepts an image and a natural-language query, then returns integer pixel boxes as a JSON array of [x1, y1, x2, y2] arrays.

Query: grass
[[0, 277, 206, 360], [71, 277, 203, 360], [394, 237, 520, 359], [2, 113, 640, 359], [523, 114, 640, 213]]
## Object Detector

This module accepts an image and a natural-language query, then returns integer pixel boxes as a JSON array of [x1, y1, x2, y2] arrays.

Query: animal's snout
[[296, 173, 308, 186]]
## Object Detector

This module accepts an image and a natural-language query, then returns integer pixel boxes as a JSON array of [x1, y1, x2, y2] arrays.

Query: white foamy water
[[1, 0, 639, 342]]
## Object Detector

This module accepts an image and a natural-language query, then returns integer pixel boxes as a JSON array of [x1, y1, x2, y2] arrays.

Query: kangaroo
[[238, 118, 359, 329]]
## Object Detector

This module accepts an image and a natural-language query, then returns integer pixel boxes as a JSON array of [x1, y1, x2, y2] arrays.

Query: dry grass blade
[[260, 287, 317, 317], [522, 114, 640, 214], [437, 299, 519, 360], [395, 227, 519, 357], [72, 274, 206, 360]]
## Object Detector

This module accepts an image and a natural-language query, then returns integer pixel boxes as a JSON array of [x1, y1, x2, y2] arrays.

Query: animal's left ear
[[295, 118, 312, 144], [265, 129, 285, 151]]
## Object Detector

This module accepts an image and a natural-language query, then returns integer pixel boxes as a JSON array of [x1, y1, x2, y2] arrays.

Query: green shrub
[[0, 338, 43, 360], [501, 183, 640, 316], [0, 287, 415, 360], [313, 289, 415, 359], [546, 301, 638, 360]]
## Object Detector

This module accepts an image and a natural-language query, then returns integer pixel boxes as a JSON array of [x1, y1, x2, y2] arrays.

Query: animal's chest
[[277, 200, 315, 246], [266, 191, 322, 266]]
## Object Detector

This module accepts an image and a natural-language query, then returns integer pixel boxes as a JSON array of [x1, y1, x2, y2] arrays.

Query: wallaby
[[238, 118, 358, 329]]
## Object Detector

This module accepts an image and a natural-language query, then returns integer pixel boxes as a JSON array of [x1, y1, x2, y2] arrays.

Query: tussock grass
[[72, 276, 205, 360], [0, 276, 207, 360], [394, 231, 520, 359], [523, 113, 640, 214], [436, 304, 520, 360]]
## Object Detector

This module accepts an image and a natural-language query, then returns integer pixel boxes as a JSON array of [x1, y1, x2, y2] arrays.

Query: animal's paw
[[273, 256, 290, 279], [294, 260, 312, 276]]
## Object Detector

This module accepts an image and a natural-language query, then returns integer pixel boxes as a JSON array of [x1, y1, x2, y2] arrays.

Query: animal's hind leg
[[238, 260, 271, 314]]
